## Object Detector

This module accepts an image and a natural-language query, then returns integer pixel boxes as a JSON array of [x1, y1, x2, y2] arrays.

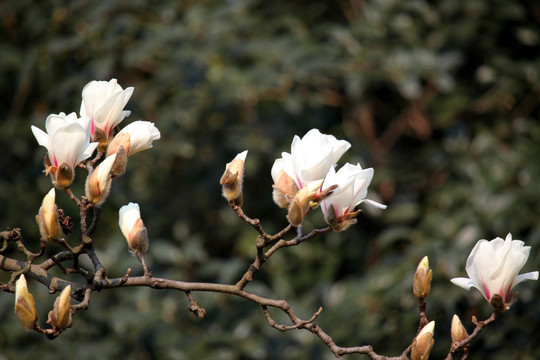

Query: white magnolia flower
[[80, 78, 134, 139], [321, 163, 386, 218], [320, 163, 386, 231], [119, 202, 148, 255], [451, 233, 538, 304], [31, 112, 98, 187], [107, 120, 161, 156], [276, 128, 351, 189]]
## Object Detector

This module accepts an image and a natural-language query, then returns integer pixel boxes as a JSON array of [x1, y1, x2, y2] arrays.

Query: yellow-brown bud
[[411, 321, 435, 360], [286, 180, 322, 226], [92, 127, 109, 152], [272, 170, 299, 209], [220, 150, 248, 206], [53, 162, 75, 189], [451, 314, 468, 343], [49, 285, 72, 330], [14, 275, 38, 330], [413, 256, 432, 299], [35, 188, 61, 241], [107, 132, 131, 157], [110, 145, 128, 176], [85, 154, 116, 205]]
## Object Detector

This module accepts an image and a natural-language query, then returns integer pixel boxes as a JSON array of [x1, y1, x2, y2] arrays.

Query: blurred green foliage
[[1, 0, 539, 359]]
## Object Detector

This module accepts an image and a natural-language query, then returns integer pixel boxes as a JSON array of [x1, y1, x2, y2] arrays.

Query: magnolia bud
[[451, 314, 468, 343], [107, 132, 131, 157], [53, 162, 75, 189], [85, 154, 117, 205], [110, 145, 128, 176], [411, 321, 435, 360], [272, 169, 299, 209], [286, 180, 323, 226], [92, 127, 109, 152], [220, 150, 248, 206], [35, 188, 61, 241], [119, 202, 149, 255], [413, 256, 432, 299], [49, 285, 72, 330], [14, 275, 38, 330]]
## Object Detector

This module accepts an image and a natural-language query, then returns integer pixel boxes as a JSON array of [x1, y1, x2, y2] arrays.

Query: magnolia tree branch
[[5, 86, 537, 359], [0, 202, 414, 359]]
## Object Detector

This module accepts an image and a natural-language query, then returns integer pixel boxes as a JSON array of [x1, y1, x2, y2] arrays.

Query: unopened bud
[[85, 154, 117, 205], [49, 285, 72, 330], [413, 256, 432, 299], [107, 132, 131, 157], [14, 275, 38, 330], [220, 150, 248, 206], [286, 180, 323, 226], [411, 321, 435, 360], [451, 314, 468, 343], [119, 202, 149, 255], [53, 162, 75, 189], [92, 127, 109, 152], [110, 145, 128, 176], [35, 188, 61, 241], [272, 169, 299, 209]]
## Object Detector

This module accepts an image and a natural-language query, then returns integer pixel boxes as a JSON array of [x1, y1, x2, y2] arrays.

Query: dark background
[[1, 1, 539, 359]]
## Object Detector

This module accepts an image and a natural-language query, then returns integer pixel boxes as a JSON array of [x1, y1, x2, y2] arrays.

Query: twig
[[445, 312, 498, 360]]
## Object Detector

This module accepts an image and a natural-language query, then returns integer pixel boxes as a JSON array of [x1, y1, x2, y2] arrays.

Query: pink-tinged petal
[[455, 233, 538, 304], [50, 123, 88, 168], [80, 79, 121, 118], [93, 90, 130, 134], [80, 79, 133, 137], [323, 177, 356, 217]]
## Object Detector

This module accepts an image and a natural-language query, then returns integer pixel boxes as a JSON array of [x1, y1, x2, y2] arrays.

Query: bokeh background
[[1, 0, 539, 359]]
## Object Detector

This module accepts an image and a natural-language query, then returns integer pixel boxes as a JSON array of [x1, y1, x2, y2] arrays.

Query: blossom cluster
[[271, 128, 386, 231], [18, 79, 539, 350], [30, 79, 159, 253]]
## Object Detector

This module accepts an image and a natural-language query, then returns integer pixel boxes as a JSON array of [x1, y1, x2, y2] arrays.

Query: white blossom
[[321, 163, 386, 222], [451, 233, 538, 303], [31, 112, 97, 169], [80, 78, 134, 139], [275, 128, 351, 190]]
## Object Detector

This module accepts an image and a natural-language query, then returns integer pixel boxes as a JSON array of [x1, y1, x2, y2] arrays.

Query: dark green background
[[1, 1, 539, 359]]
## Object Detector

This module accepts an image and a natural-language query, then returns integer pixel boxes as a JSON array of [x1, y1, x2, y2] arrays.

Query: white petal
[[512, 271, 539, 288], [359, 199, 387, 209], [50, 123, 88, 168], [119, 121, 161, 155], [271, 158, 284, 181], [450, 277, 477, 291], [31, 126, 50, 148]]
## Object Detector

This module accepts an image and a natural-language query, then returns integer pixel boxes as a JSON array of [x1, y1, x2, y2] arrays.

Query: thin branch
[[445, 312, 498, 360]]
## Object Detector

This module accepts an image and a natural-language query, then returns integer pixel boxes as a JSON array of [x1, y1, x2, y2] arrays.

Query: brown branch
[[95, 274, 406, 359], [186, 291, 206, 318]]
